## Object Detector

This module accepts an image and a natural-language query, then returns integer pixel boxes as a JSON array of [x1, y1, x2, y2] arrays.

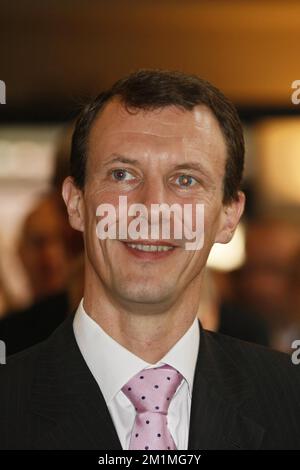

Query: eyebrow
[[172, 162, 212, 178], [103, 154, 140, 167]]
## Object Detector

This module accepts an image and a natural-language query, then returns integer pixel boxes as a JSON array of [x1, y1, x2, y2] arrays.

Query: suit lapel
[[30, 314, 122, 450], [188, 324, 265, 450]]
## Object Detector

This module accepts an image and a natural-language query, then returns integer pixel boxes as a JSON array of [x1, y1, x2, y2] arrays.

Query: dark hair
[[71, 69, 244, 203]]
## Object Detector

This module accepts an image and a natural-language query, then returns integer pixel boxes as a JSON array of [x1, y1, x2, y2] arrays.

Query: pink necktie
[[121, 364, 183, 450]]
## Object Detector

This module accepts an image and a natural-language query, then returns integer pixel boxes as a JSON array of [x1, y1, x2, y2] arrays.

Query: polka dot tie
[[121, 364, 183, 450]]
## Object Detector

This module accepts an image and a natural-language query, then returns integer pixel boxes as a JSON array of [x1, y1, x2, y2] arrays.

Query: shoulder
[[0, 313, 72, 410], [0, 341, 44, 449], [0, 342, 43, 405], [0, 292, 69, 355], [202, 328, 300, 379], [201, 329, 300, 417]]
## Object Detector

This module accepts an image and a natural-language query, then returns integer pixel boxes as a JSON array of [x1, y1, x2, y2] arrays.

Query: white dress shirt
[[73, 299, 200, 450]]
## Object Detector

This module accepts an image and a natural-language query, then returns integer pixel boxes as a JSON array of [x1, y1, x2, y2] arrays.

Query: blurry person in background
[[290, 249, 300, 325], [197, 268, 269, 346], [0, 192, 74, 355], [0, 124, 84, 356], [235, 218, 300, 351], [18, 192, 72, 302], [277, 249, 300, 353]]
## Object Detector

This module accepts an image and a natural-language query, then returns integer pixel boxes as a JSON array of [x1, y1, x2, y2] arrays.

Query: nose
[[138, 173, 167, 208]]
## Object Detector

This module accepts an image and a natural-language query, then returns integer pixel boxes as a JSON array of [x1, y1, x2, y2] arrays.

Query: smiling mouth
[[121, 240, 177, 258], [126, 243, 174, 252]]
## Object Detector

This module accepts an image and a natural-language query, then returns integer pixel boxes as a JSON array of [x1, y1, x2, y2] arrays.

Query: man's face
[[64, 100, 243, 309]]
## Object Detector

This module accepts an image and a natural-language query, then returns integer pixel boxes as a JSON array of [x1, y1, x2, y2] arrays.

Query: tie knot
[[122, 364, 183, 415]]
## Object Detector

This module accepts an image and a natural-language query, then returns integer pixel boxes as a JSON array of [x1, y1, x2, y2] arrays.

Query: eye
[[111, 169, 135, 182], [175, 174, 197, 188]]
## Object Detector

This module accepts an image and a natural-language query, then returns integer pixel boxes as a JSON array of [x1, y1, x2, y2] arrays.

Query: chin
[[115, 280, 175, 306]]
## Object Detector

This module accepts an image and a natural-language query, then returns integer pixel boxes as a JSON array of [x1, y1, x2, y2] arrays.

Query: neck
[[83, 273, 202, 364]]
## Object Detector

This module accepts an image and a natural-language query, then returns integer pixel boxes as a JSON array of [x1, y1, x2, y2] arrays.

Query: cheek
[[82, 197, 102, 250], [85, 180, 119, 204], [84, 185, 119, 225], [188, 193, 221, 229]]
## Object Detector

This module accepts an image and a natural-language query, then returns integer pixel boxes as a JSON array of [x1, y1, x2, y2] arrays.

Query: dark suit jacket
[[218, 302, 270, 346], [0, 314, 299, 450]]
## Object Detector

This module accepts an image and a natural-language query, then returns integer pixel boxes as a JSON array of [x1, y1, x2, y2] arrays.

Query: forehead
[[88, 99, 227, 162]]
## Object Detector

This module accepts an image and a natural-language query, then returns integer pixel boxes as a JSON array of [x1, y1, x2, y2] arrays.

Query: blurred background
[[0, 0, 299, 355]]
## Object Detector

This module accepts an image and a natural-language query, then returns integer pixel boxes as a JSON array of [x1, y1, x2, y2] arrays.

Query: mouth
[[121, 240, 178, 260]]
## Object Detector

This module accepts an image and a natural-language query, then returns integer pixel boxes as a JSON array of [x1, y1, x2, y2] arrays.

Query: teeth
[[127, 243, 173, 252]]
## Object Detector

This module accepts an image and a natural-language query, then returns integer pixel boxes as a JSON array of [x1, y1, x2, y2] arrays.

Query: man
[[0, 70, 299, 450], [237, 218, 300, 351]]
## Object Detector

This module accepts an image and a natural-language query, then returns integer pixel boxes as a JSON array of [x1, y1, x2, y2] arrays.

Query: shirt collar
[[73, 299, 200, 404]]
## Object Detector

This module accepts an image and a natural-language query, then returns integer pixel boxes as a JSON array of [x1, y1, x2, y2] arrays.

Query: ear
[[215, 191, 245, 244], [62, 176, 85, 232]]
